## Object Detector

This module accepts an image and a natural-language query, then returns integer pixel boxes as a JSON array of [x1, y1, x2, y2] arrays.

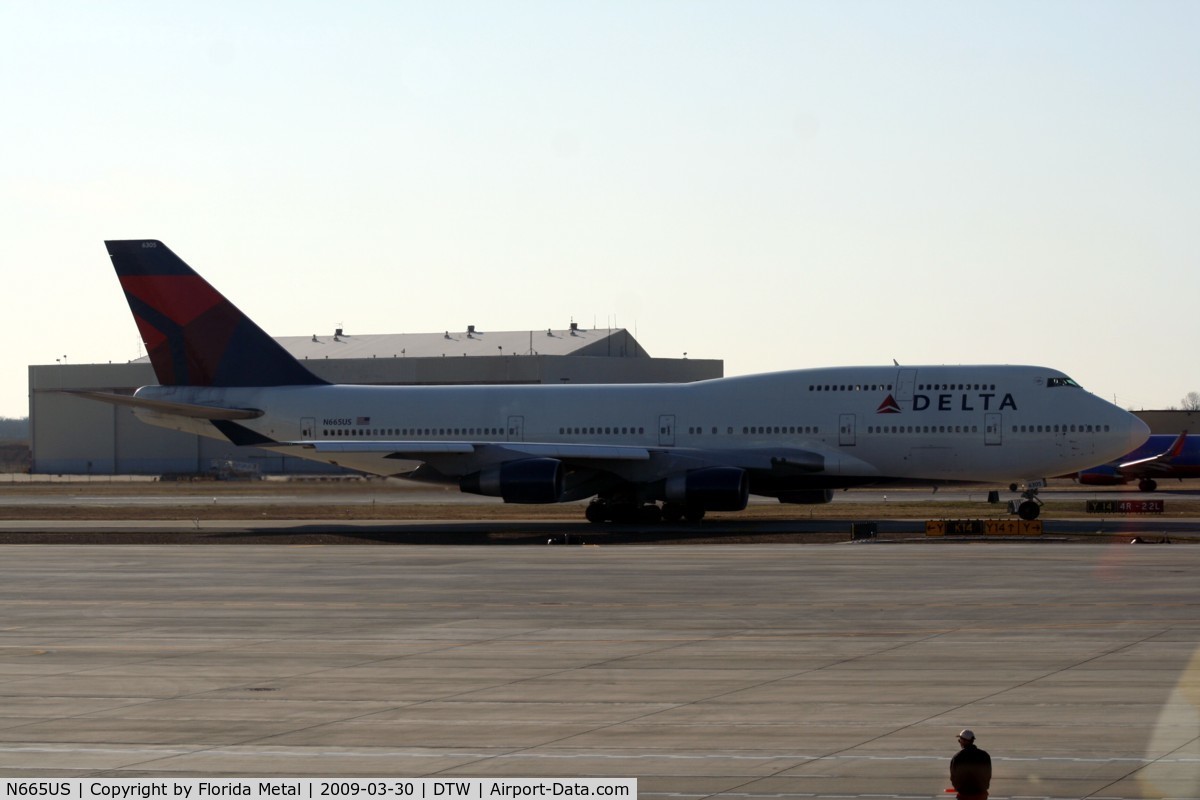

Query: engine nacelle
[[1076, 469, 1126, 486], [665, 467, 749, 512], [460, 458, 565, 504], [777, 489, 834, 505]]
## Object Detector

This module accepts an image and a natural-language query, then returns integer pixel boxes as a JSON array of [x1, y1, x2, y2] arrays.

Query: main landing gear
[[1008, 481, 1044, 521], [584, 499, 706, 524]]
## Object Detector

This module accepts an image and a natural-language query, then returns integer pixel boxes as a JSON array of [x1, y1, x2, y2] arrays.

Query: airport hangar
[[29, 325, 722, 476]]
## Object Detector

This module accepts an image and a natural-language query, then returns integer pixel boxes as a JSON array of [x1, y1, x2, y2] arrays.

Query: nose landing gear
[[1008, 480, 1045, 521]]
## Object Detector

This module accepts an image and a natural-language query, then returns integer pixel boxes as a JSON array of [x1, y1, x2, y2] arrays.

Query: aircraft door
[[507, 416, 524, 442], [839, 414, 856, 446], [300, 417, 316, 439], [985, 413, 1002, 446], [658, 415, 675, 446], [896, 369, 917, 403]]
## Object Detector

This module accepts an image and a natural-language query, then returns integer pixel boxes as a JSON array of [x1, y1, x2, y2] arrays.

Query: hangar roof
[[273, 326, 648, 361]]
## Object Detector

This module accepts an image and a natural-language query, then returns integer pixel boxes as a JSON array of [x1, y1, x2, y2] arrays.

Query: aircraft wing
[[292, 439, 656, 483], [303, 440, 832, 474], [298, 437, 842, 486], [176, 417, 854, 506], [1117, 431, 1188, 477]]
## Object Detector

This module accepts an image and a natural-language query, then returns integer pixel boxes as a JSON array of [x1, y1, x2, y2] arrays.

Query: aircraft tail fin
[[1163, 431, 1188, 460], [105, 240, 327, 387]]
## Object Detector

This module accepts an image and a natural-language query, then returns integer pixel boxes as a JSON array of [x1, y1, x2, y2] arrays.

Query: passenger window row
[[1013, 424, 1111, 433], [686, 426, 822, 435], [325, 427, 509, 438], [869, 425, 980, 434], [808, 383, 1001, 392], [810, 384, 893, 392], [321, 421, 1112, 440], [868, 423, 1113, 435], [546, 425, 829, 437], [917, 384, 997, 391]]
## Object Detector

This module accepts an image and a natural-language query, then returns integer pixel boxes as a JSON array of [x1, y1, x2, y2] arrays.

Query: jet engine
[[665, 467, 749, 511], [1075, 468, 1125, 486], [460, 458, 565, 504]]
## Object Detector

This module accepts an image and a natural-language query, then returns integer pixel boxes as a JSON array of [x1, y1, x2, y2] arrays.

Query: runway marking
[[0, 744, 1196, 766]]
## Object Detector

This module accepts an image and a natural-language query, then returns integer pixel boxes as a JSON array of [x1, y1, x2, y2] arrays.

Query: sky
[[2, 1, 1198, 419]]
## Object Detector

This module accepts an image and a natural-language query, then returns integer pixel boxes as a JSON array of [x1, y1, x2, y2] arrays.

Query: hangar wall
[[1133, 410, 1200, 435]]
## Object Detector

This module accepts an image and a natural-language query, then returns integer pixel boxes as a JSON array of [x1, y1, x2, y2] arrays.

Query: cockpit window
[[1047, 377, 1081, 388]]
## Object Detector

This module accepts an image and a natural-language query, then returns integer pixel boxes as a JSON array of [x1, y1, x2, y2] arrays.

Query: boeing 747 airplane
[[84, 240, 1149, 522]]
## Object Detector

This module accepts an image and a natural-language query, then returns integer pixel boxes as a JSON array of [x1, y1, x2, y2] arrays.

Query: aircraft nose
[[1126, 414, 1151, 450]]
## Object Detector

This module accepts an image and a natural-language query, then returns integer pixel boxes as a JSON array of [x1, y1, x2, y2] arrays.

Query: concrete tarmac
[[0, 543, 1197, 798]]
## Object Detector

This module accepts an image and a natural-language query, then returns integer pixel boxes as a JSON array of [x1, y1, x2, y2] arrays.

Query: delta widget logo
[[876, 395, 902, 414]]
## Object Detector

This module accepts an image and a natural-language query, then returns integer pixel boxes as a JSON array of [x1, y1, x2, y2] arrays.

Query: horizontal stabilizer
[[65, 390, 263, 421]]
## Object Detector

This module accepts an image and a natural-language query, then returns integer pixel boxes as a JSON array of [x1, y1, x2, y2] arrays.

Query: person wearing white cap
[[950, 729, 991, 800]]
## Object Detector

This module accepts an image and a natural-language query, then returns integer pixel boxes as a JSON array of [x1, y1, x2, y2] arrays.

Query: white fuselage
[[132, 364, 1149, 491]]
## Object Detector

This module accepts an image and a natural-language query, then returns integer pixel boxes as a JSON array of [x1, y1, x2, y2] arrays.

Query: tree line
[[0, 417, 30, 440], [1180, 392, 1200, 411]]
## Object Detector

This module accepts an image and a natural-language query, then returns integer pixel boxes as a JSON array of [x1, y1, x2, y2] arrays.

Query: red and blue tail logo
[[106, 240, 327, 388]]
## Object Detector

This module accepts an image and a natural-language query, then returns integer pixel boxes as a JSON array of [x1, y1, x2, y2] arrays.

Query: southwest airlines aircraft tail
[[1075, 431, 1200, 492], [91, 239, 1149, 523]]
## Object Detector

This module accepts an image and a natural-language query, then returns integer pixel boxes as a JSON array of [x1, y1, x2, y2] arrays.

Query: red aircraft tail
[[105, 240, 327, 388]]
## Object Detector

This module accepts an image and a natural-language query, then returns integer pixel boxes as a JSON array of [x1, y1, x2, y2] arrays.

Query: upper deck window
[[1047, 377, 1082, 388]]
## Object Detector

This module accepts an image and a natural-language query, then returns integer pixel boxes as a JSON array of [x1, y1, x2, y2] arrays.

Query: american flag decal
[[356, 416, 371, 425]]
